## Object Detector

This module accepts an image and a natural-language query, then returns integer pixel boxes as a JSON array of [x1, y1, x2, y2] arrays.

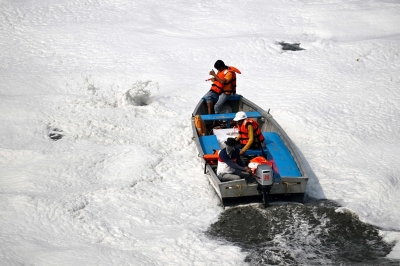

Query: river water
[[207, 200, 398, 265]]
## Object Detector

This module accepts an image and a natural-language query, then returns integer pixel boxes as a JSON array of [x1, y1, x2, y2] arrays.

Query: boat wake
[[207, 200, 398, 265]]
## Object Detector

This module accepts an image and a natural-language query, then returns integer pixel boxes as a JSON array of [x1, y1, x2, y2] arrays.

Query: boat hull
[[192, 95, 308, 204]]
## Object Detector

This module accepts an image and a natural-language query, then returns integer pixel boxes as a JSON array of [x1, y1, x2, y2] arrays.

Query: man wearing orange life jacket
[[233, 111, 266, 156], [203, 60, 241, 114]]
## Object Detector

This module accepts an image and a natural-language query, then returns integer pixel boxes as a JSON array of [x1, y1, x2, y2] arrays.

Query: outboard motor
[[255, 164, 274, 207]]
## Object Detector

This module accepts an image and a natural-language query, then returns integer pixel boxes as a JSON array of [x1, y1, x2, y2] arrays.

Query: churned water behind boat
[[207, 200, 398, 265]]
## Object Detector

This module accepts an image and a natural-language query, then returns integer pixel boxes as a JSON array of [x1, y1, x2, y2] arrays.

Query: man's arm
[[209, 69, 232, 85], [219, 149, 247, 172], [234, 150, 252, 173], [236, 154, 246, 167]]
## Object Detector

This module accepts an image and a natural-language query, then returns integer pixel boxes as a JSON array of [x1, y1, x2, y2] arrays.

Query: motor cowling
[[255, 164, 274, 186]]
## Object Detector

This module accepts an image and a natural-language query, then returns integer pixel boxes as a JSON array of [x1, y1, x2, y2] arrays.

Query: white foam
[[0, 0, 399, 264]]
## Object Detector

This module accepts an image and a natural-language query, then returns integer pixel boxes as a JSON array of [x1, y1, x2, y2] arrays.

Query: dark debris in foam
[[278, 41, 305, 51], [48, 127, 64, 141], [207, 200, 398, 265]]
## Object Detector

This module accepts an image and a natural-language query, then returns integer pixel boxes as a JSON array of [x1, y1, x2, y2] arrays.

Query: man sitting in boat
[[217, 137, 253, 182], [203, 60, 241, 114], [233, 111, 266, 156]]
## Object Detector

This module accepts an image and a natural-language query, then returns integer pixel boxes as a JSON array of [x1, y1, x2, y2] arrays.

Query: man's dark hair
[[214, 60, 226, 69]]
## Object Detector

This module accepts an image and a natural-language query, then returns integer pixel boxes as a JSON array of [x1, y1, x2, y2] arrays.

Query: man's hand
[[209, 69, 216, 77]]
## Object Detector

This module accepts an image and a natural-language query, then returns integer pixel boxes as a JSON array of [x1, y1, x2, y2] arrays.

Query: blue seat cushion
[[262, 132, 301, 178], [200, 111, 262, 122], [199, 135, 220, 154]]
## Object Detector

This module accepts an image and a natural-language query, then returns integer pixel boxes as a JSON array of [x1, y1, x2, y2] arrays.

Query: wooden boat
[[191, 94, 308, 207]]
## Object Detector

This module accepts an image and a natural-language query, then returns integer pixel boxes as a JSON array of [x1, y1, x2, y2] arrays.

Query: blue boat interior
[[199, 131, 301, 179], [199, 135, 220, 155], [200, 111, 262, 123]]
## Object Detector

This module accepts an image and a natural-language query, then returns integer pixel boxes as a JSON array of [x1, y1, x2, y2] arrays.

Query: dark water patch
[[48, 127, 64, 140], [207, 200, 397, 265], [222, 193, 305, 208], [278, 41, 304, 51]]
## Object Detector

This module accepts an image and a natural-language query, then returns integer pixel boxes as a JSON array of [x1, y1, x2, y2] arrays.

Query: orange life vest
[[250, 156, 272, 167], [203, 150, 219, 165], [248, 156, 273, 174], [210, 66, 241, 95], [194, 115, 206, 136], [238, 118, 265, 145]]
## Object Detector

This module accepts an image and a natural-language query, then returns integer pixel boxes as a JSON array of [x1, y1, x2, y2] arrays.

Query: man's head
[[224, 137, 236, 155], [233, 111, 247, 125], [214, 60, 226, 71]]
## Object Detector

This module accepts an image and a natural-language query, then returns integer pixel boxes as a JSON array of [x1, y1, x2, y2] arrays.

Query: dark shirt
[[218, 148, 246, 172]]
